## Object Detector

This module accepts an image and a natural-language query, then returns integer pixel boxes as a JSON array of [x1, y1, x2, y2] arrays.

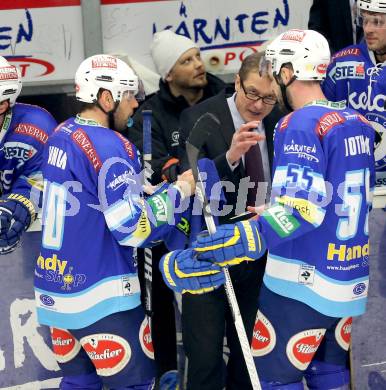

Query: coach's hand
[[226, 121, 265, 165]]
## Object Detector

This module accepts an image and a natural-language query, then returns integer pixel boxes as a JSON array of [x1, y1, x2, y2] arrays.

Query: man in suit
[[308, 0, 363, 54], [127, 30, 226, 385], [177, 52, 285, 390]]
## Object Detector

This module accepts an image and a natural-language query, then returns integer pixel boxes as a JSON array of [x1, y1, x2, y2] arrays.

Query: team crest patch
[[251, 311, 276, 357], [286, 329, 326, 370], [335, 317, 352, 351], [50, 327, 81, 363], [80, 333, 131, 376], [139, 317, 154, 359]]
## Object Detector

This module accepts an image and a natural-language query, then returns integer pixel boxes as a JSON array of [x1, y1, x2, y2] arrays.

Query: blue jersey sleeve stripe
[[104, 198, 138, 231]]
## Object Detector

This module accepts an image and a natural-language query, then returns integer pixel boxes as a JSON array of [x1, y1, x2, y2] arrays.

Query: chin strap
[[275, 73, 296, 112]]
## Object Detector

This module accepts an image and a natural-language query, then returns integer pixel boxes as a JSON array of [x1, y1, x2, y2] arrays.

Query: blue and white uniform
[[0, 102, 56, 201], [243, 100, 375, 387], [258, 100, 375, 318], [322, 41, 386, 186], [35, 116, 184, 330], [34, 116, 188, 388]]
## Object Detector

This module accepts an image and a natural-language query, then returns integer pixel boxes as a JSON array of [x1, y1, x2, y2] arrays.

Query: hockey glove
[[161, 157, 180, 182], [193, 220, 266, 266], [0, 194, 36, 255], [160, 248, 225, 294]]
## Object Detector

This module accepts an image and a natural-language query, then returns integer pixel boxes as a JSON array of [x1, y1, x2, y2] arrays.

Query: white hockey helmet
[[265, 29, 330, 81], [75, 54, 141, 103], [0, 56, 22, 107], [358, 0, 386, 13]]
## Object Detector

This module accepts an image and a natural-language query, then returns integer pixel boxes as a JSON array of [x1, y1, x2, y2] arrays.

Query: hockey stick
[[186, 112, 262, 390], [142, 110, 153, 328]]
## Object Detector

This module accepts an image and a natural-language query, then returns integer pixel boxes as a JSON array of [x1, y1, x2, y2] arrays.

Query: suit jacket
[[308, 0, 362, 54], [178, 90, 285, 221]]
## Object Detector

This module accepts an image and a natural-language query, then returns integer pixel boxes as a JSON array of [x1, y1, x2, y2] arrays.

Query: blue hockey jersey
[[34, 116, 186, 329], [322, 41, 386, 185], [257, 101, 375, 318], [0, 103, 57, 204]]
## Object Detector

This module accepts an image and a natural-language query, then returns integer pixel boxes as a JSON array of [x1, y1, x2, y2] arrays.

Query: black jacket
[[178, 90, 285, 221], [308, 0, 363, 54], [127, 73, 226, 184]]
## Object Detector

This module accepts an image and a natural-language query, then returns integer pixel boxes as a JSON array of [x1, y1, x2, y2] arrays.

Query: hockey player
[[168, 30, 376, 389], [0, 56, 57, 254], [323, 0, 386, 188], [33, 54, 206, 389]]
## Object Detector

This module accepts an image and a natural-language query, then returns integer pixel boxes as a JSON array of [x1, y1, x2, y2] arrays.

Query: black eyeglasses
[[240, 79, 277, 105]]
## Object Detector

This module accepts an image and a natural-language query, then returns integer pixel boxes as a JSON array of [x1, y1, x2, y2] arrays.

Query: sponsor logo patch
[[281, 29, 306, 42], [263, 205, 300, 238], [315, 112, 345, 138], [251, 311, 276, 357], [298, 264, 315, 285], [92, 56, 117, 69], [14, 123, 49, 144], [353, 282, 366, 295], [0, 66, 18, 80], [335, 317, 352, 351], [148, 193, 169, 225], [80, 333, 131, 376], [279, 112, 294, 131], [115, 132, 135, 159], [139, 317, 154, 359], [171, 130, 179, 147], [40, 294, 55, 306], [276, 196, 322, 225], [326, 241, 369, 262], [317, 63, 327, 75], [36, 254, 86, 291], [72, 129, 102, 171], [332, 48, 361, 60], [286, 329, 326, 370], [283, 140, 319, 162], [51, 327, 81, 363], [331, 61, 366, 80], [107, 169, 136, 191], [3, 141, 37, 167]]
